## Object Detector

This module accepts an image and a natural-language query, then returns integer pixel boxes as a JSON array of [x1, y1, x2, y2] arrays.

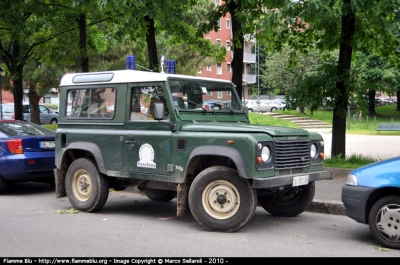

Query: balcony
[[242, 74, 257, 84], [243, 53, 256, 63]]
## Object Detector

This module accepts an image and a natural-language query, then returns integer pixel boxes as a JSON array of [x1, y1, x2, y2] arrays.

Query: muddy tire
[[144, 188, 176, 202], [189, 166, 257, 232], [66, 158, 109, 212], [368, 195, 400, 249], [258, 182, 315, 217]]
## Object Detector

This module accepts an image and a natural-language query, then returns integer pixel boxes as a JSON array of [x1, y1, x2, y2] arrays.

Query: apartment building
[[196, 1, 257, 101]]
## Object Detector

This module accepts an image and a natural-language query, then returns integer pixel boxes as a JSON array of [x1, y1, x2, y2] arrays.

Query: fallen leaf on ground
[[158, 216, 175, 220]]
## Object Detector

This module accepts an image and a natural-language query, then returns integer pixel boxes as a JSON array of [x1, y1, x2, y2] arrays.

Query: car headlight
[[261, 146, 271, 162], [310, 144, 317, 158], [346, 174, 358, 186]]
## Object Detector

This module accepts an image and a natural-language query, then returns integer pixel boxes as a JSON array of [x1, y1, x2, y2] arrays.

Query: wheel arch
[[186, 145, 248, 179], [365, 187, 400, 223], [56, 142, 106, 199], [64, 142, 106, 173]]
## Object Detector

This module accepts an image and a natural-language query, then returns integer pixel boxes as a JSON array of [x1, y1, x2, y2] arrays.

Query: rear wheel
[[66, 158, 109, 212], [271, 107, 277, 112], [258, 182, 315, 217], [248, 108, 253, 112], [368, 195, 400, 249], [0, 176, 6, 195], [189, 166, 257, 232], [144, 188, 176, 202]]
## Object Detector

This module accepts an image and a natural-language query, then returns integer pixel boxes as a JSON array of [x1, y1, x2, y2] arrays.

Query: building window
[[216, 39, 221, 46], [226, 41, 231, 51], [215, 0, 220, 6], [207, 64, 211, 71], [227, 91, 232, 96], [226, 19, 230, 29], [227, 63, 231, 73], [216, 63, 222, 75], [43, 97, 51, 103], [207, 91, 212, 96], [197, 69, 202, 74], [218, 19, 221, 30], [217, 91, 222, 98]]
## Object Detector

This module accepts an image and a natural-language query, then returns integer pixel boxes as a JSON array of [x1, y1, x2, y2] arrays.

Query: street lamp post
[[0, 66, 5, 119]]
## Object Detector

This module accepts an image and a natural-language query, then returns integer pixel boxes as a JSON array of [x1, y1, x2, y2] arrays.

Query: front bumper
[[252, 170, 332, 189], [341, 184, 376, 224]]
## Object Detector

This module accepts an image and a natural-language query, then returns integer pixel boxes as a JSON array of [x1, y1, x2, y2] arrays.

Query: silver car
[[2, 103, 58, 124], [246, 100, 283, 112]]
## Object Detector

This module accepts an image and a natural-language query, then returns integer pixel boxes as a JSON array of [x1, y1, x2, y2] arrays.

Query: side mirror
[[153, 102, 165, 120]]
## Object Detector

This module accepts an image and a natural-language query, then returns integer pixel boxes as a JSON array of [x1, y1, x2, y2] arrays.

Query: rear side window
[[0, 121, 55, 136], [66, 87, 116, 119]]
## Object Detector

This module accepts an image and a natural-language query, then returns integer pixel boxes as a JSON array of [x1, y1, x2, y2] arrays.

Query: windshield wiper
[[187, 101, 208, 112]]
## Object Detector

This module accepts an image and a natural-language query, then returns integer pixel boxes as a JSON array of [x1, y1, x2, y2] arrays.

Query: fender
[[65, 142, 106, 173], [187, 145, 248, 178]]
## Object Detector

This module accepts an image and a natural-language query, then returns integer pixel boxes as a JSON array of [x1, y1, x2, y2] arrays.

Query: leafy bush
[[43, 103, 58, 110]]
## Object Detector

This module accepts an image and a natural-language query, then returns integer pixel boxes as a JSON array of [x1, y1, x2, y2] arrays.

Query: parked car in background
[[2, 103, 58, 124], [273, 99, 286, 109], [342, 157, 400, 249], [245, 100, 283, 112], [0, 120, 56, 194]]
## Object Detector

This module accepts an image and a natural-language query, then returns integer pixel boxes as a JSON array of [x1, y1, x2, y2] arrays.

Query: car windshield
[[167, 78, 243, 112], [0, 121, 55, 136]]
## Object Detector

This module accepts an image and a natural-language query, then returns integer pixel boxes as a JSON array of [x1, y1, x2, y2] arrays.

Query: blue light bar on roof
[[166, 60, 176, 74], [126, 55, 136, 70]]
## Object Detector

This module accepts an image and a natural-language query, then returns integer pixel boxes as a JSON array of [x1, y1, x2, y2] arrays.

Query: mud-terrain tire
[[368, 195, 400, 250], [144, 188, 176, 202], [258, 182, 315, 217], [0, 176, 6, 194], [189, 166, 257, 232], [66, 157, 109, 212]]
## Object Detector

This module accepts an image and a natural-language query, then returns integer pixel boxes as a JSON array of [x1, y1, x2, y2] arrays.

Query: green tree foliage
[[257, 0, 400, 158]]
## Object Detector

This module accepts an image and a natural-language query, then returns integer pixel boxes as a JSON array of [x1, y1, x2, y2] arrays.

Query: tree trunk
[[145, 16, 159, 72], [331, 0, 355, 159], [227, 1, 243, 100], [368, 90, 377, 115], [27, 83, 41, 125], [396, 90, 400, 111], [78, 13, 89, 72]]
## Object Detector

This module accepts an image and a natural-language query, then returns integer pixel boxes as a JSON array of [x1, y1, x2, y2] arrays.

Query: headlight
[[310, 144, 317, 158], [261, 146, 271, 162], [346, 174, 358, 186]]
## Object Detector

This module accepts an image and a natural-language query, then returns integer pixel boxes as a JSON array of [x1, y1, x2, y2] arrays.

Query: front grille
[[274, 140, 310, 169]]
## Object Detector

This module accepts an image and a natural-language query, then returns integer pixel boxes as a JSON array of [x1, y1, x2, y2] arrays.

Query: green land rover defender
[[55, 68, 332, 232]]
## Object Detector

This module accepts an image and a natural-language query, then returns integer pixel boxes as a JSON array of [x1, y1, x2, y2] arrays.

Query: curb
[[307, 200, 345, 215]]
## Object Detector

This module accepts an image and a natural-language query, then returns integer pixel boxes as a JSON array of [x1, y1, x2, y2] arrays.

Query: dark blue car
[[0, 120, 55, 194], [342, 157, 400, 249]]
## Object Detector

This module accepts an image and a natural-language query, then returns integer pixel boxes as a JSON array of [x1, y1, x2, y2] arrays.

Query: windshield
[[167, 79, 243, 112]]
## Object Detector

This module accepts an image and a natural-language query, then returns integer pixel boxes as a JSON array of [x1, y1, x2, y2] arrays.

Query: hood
[[180, 122, 310, 137]]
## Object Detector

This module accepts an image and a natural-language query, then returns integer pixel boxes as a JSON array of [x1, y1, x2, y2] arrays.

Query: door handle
[[124, 140, 136, 146]]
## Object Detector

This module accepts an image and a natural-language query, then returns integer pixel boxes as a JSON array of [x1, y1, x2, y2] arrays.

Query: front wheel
[[50, 119, 58, 124], [368, 195, 400, 249], [66, 158, 109, 212], [270, 107, 277, 112], [258, 182, 315, 217], [189, 166, 257, 232], [144, 188, 176, 202]]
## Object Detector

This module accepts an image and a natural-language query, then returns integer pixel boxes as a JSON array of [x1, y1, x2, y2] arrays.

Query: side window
[[67, 87, 115, 119], [130, 84, 168, 121], [23, 105, 30, 113], [39, 105, 48, 113]]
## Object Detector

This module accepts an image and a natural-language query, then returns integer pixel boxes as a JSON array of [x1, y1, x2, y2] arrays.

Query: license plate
[[40, 141, 55, 149], [292, 175, 309, 187]]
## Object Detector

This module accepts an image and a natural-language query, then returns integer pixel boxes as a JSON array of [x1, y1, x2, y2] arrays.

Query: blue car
[[0, 120, 56, 194], [342, 157, 400, 249]]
